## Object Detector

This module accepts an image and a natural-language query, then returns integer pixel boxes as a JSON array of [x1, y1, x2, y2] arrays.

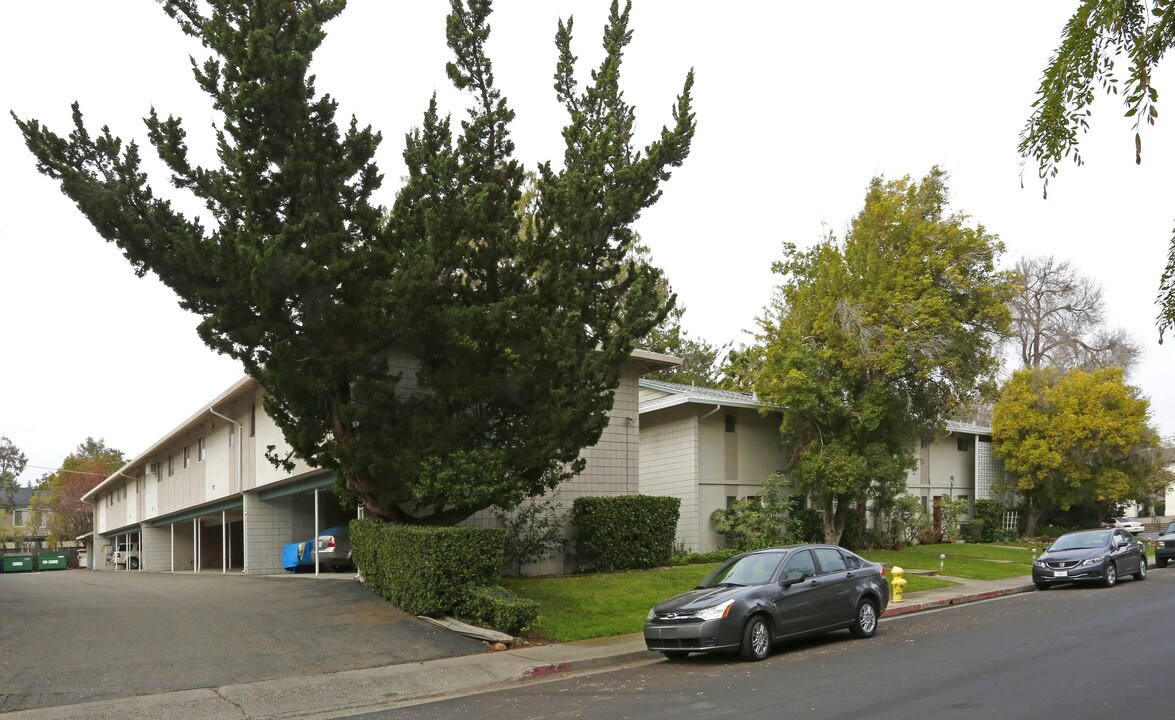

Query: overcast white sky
[[2, 2, 1172, 486]]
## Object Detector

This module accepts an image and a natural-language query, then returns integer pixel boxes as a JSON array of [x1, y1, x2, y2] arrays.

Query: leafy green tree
[[0, 436, 25, 508], [642, 304, 729, 387], [754, 169, 1014, 544], [992, 366, 1162, 536], [13, 1, 694, 524], [29, 438, 125, 541], [1020, 0, 1175, 339]]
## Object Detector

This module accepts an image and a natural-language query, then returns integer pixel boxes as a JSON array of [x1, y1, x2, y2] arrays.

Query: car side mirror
[[779, 570, 805, 588]]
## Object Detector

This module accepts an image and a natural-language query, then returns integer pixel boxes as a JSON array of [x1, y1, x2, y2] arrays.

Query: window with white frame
[[198, 437, 206, 462], [183, 445, 190, 469]]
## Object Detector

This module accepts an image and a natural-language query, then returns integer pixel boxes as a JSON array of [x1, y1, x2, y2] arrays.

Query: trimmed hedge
[[457, 585, 539, 635], [571, 495, 680, 572], [350, 519, 505, 616]]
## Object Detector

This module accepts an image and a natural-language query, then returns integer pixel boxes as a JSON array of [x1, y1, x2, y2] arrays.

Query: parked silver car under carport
[[644, 545, 889, 662]]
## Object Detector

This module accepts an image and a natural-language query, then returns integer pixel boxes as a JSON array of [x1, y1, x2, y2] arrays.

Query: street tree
[[642, 304, 729, 387], [1020, 0, 1175, 340], [754, 168, 1015, 544], [1010, 254, 1140, 372], [0, 436, 27, 508], [992, 366, 1162, 535], [29, 438, 125, 540], [13, 0, 694, 524]]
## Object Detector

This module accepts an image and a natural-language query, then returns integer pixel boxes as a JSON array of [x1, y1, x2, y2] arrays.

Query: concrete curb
[[519, 648, 657, 678], [881, 583, 1037, 617]]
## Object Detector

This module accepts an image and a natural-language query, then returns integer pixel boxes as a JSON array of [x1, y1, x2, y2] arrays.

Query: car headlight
[[1080, 555, 1106, 566], [1158, 541, 1166, 548], [695, 599, 735, 622], [647, 607, 656, 621], [1033, 560, 1045, 568]]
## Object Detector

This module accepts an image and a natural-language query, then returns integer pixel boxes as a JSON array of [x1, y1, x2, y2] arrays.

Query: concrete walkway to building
[[3, 574, 1036, 720]]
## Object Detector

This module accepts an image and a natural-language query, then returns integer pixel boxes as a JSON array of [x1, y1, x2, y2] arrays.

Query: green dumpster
[[3, 555, 34, 573], [37, 553, 67, 571]]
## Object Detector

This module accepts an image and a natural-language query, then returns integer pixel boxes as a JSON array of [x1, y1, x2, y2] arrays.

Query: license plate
[[1054, 570, 1068, 578]]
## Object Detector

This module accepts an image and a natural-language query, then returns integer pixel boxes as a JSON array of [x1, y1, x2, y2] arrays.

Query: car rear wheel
[[849, 598, 879, 638], [128, 557, 139, 570], [1134, 557, 1147, 581], [662, 651, 690, 661], [1103, 563, 1117, 587], [739, 616, 771, 662]]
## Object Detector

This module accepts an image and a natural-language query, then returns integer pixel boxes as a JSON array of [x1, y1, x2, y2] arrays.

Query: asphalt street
[[362, 567, 1174, 720], [0, 570, 484, 713]]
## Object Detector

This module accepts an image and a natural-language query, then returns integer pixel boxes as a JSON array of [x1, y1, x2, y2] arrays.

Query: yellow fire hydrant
[[891, 566, 907, 603]]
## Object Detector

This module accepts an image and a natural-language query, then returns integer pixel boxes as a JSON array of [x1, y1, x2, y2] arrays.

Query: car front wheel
[[849, 598, 879, 638], [662, 651, 690, 661], [1034, 581, 1048, 591], [1158, 557, 1169, 569], [740, 616, 772, 662], [1103, 563, 1117, 587], [1134, 557, 1147, 581]]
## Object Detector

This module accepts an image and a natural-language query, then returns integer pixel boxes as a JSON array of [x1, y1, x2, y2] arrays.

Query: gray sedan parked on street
[[1032, 528, 1147, 589], [644, 545, 889, 662]]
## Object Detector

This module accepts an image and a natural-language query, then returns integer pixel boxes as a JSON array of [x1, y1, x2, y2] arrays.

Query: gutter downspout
[[208, 407, 243, 496], [700, 403, 722, 422]]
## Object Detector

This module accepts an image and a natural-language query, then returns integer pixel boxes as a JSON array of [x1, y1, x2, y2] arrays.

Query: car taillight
[[880, 565, 886, 577], [323, 536, 335, 549]]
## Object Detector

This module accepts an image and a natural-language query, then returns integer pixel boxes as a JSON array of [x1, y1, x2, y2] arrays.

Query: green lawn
[[502, 564, 718, 642], [502, 542, 1040, 642], [859, 543, 1036, 580]]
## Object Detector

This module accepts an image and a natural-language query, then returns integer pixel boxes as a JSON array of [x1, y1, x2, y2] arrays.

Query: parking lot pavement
[[0, 569, 485, 713]]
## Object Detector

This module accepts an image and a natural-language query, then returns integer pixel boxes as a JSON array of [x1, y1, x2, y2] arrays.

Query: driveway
[[0, 570, 485, 713]]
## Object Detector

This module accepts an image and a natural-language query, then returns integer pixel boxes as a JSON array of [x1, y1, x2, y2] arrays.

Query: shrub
[[838, 508, 869, 550], [708, 473, 799, 550], [887, 495, 928, 546], [495, 492, 564, 576], [972, 500, 1007, 542], [571, 495, 680, 573], [668, 547, 742, 565], [793, 508, 825, 543], [350, 519, 505, 616], [457, 585, 540, 635]]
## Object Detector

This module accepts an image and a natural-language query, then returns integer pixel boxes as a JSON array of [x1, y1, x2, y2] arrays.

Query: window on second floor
[[168, 455, 174, 477], [198, 437, 206, 462], [183, 446, 191, 469]]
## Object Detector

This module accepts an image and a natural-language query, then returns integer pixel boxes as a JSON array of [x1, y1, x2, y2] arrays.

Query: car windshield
[[698, 551, 785, 588], [1049, 531, 1110, 551]]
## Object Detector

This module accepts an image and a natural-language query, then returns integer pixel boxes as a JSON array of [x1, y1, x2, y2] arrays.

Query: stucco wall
[[638, 404, 699, 551]]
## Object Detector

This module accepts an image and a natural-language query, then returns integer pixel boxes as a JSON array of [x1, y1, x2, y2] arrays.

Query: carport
[[149, 498, 245, 573], [98, 528, 141, 571], [257, 473, 358, 576]]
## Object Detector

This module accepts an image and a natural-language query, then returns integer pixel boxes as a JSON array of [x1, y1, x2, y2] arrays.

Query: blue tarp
[[282, 542, 302, 570]]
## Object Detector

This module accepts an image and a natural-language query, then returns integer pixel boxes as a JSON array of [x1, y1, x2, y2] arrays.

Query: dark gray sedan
[[1154, 521, 1175, 568], [1032, 528, 1147, 589], [644, 545, 889, 662]]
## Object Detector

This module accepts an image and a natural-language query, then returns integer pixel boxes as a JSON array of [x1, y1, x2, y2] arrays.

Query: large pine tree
[[13, 0, 694, 523]]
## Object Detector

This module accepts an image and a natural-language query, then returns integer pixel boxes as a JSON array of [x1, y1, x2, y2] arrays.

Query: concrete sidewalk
[[5, 575, 1035, 720]]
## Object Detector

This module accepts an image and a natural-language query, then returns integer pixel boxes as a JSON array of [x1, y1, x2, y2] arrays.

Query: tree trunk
[[822, 498, 846, 545]]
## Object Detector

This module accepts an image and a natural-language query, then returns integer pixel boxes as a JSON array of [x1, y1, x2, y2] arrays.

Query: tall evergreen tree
[[13, 0, 694, 523]]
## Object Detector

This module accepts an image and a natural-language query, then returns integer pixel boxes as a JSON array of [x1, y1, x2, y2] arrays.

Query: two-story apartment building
[[83, 350, 677, 575]]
